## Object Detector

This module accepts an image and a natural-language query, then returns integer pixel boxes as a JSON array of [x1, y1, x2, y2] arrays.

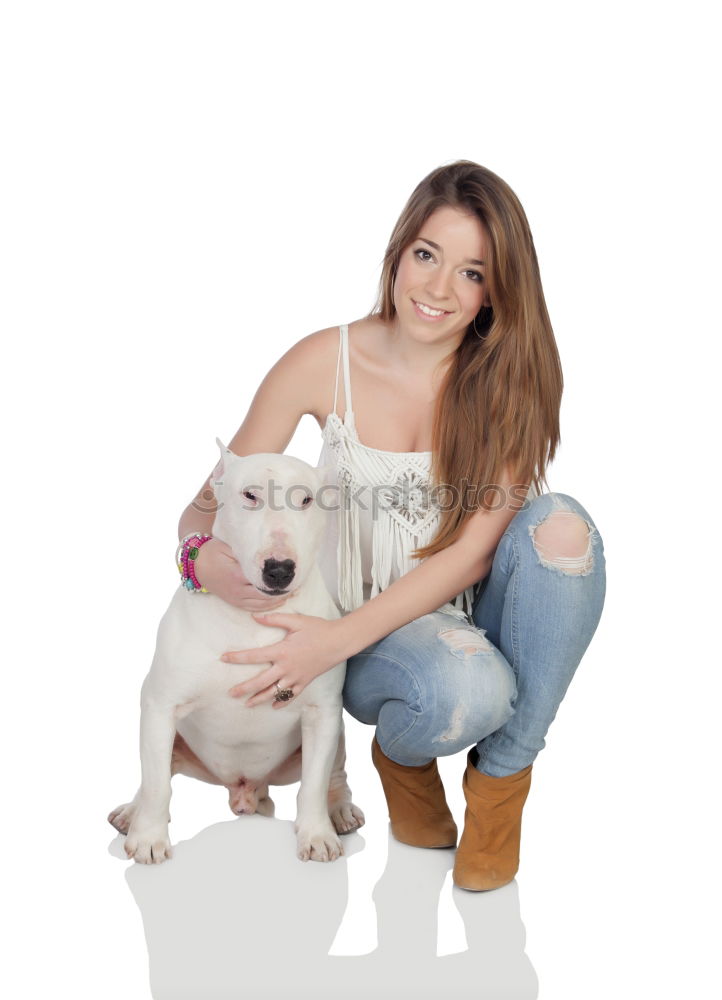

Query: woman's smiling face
[[392, 205, 491, 341]]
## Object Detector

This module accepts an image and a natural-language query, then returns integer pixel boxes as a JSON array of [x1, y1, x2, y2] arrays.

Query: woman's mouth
[[412, 299, 451, 321]]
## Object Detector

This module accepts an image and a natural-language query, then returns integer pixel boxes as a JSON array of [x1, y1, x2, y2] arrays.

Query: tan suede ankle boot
[[453, 751, 533, 891], [371, 736, 458, 848]]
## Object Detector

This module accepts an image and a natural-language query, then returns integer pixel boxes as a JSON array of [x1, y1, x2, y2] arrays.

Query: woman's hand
[[221, 612, 347, 708], [192, 538, 289, 612]]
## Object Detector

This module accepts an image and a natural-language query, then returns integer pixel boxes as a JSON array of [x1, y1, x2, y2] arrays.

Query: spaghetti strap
[[332, 327, 343, 415], [332, 324, 353, 419]]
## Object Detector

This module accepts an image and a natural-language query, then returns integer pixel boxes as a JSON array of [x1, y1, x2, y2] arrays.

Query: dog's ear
[[211, 437, 233, 487]]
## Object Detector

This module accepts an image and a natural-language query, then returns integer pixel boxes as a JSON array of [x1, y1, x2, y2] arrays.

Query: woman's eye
[[463, 269, 483, 282], [413, 248, 433, 262]]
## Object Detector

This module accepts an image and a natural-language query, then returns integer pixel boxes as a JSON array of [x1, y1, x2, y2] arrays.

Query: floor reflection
[[113, 815, 537, 999]]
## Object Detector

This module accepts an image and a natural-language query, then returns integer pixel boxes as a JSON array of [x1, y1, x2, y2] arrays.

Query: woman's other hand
[[222, 613, 346, 707]]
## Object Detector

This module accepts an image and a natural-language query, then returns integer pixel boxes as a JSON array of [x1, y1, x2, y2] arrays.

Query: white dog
[[109, 443, 364, 864]]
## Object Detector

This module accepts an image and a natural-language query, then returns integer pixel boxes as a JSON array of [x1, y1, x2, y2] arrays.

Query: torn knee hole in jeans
[[437, 626, 494, 659], [529, 509, 595, 576]]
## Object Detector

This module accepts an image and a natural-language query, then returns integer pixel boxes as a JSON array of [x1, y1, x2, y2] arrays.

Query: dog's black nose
[[262, 558, 295, 590]]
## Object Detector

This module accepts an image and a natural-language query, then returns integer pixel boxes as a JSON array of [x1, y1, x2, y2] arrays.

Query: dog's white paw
[[108, 801, 137, 835], [330, 801, 365, 835], [124, 820, 173, 865], [296, 823, 344, 863]]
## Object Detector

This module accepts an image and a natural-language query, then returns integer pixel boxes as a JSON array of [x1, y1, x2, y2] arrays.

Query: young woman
[[178, 160, 607, 891]]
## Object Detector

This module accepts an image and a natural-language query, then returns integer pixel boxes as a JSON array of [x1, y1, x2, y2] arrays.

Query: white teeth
[[415, 301, 446, 316]]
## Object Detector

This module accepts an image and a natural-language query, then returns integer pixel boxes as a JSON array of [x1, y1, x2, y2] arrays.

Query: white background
[[2, 2, 719, 998]]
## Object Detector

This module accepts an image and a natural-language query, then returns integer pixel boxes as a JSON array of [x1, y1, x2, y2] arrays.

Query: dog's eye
[[242, 490, 258, 503], [302, 495, 313, 506]]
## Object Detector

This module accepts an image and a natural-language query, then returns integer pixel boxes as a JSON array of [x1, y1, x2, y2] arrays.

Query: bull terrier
[[109, 443, 364, 864]]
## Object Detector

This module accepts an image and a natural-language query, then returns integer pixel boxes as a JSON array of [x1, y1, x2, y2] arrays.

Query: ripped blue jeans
[[342, 492, 607, 777]]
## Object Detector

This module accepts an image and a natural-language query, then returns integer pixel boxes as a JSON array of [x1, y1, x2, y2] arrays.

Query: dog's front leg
[[124, 687, 176, 864], [295, 703, 344, 863]]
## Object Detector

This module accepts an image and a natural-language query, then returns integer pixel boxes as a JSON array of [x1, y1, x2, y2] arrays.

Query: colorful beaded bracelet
[[176, 532, 212, 593]]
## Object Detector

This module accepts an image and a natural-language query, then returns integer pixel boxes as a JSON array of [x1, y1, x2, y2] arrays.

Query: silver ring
[[274, 683, 295, 702]]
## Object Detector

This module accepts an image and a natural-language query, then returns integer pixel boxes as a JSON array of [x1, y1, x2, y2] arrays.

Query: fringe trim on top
[[337, 478, 364, 613], [323, 410, 477, 618]]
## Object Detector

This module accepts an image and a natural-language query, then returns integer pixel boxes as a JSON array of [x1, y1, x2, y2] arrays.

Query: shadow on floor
[[111, 814, 538, 999]]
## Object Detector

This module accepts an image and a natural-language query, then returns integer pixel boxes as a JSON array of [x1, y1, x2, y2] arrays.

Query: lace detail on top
[[318, 324, 476, 619]]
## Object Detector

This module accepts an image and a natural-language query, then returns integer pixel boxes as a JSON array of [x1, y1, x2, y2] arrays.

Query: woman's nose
[[424, 268, 453, 300]]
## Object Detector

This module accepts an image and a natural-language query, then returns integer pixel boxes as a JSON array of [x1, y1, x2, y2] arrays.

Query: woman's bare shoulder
[[296, 316, 385, 359], [292, 323, 340, 360], [260, 316, 387, 428], [289, 317, 385, 421], [282, 324, 341, 422]]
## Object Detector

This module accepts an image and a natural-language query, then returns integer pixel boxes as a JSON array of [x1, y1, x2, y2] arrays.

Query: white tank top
[[316, 324, 477, 619]]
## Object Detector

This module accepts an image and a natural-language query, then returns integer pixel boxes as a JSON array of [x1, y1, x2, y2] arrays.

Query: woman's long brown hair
[[370, 160, 563, 560]]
